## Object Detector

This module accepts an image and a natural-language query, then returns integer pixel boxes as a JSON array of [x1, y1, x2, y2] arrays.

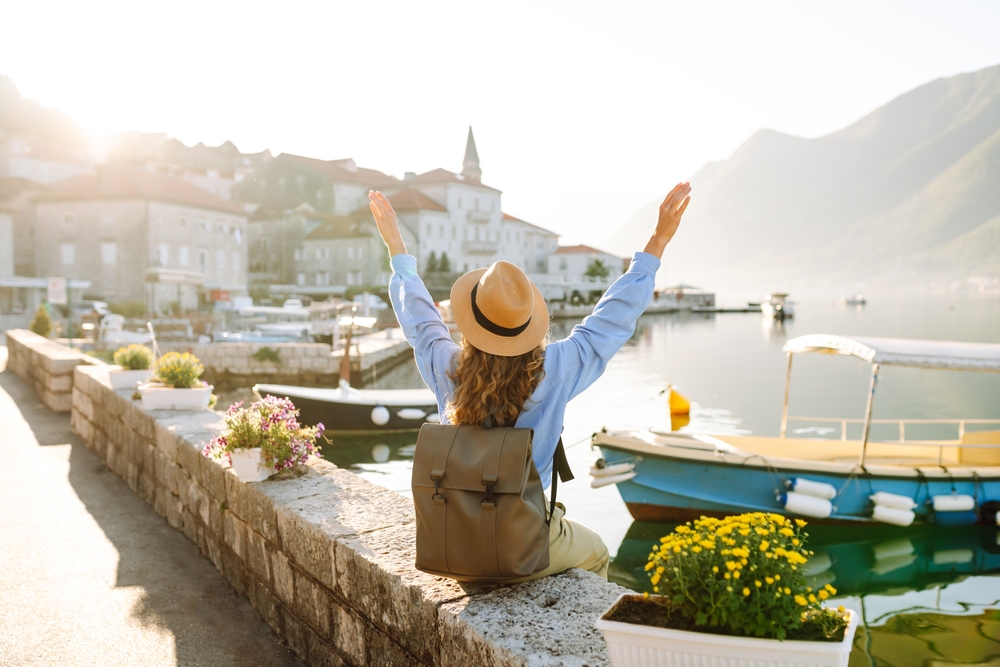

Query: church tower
[[461, 126, 482, 182]]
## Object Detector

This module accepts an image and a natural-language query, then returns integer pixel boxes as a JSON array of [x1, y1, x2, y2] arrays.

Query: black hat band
[[470, 282, 532, 337]]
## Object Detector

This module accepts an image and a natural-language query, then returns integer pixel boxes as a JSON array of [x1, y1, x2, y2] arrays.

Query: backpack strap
[[547, 437, 574, 526]]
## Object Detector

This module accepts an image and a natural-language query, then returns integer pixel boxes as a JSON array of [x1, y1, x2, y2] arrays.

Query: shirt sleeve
[[388, 254, 460, 403], [546, 252, 660, 401]]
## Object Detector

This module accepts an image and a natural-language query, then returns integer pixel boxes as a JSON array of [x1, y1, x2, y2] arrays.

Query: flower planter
[[596, 594, 858, 667], [108, 368, 151, 390], [230, 448, 276, 482], [139, 384, 213, 410]]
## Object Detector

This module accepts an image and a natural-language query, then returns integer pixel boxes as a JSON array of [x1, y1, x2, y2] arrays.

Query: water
[[273, 295, 1000, 665]]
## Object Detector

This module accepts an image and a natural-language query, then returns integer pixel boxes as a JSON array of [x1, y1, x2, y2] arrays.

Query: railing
[[784, 417, 1000, 465], [462, 240, 499, 255]]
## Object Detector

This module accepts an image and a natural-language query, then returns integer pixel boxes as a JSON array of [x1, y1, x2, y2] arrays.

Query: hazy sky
[[3, 1, 1000, 246]]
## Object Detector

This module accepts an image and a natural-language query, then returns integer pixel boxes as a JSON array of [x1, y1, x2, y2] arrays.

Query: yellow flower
[[643, 591, 649, 598], [724, 573, 731, 580], [808, 594, 817, 603], [795, 519, 807, 527], [792, 538, 800, 545], [837, 605, 845, 613], [759, 540, 770, 551], [825, 584, 837, 595], [691, 546, 702, 553], [818, 590, 829, 600], [733, 571, 740, 579], [673, 546, 681, 553], [765, 577, 774, 584], [784, 587, 791, 594], [774, 575, 780, 581], [726, 561, 737, 571], [755, 580, 762, 588], [780, 527, 794, 537], [794, 595, 808, 606], [712, 566, 719, 573], [727, 586, 733, 592], [743, 587, 751, 596]]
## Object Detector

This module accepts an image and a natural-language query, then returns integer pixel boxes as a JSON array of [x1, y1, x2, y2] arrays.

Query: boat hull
[[256, 384, 439, 432], [598, 436, 1000, 524]]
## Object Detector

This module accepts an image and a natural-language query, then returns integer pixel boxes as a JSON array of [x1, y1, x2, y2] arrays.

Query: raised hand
[[368, 190, 407, 256], [644, 182, 692, 259]]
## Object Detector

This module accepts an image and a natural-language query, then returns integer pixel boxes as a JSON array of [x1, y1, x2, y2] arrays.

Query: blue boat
[[593, 335, 1000, 525]]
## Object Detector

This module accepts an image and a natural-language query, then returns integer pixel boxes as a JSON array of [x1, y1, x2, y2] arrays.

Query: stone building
[[33, 167, 249, 313], [0, 135, 93, 185], [533, 244, 624, 302]]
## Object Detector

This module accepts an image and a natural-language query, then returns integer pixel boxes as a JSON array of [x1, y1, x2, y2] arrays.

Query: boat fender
[[425, 412, 440, 423], [590, 462, 636, 478], [396, 408, 427, 420], [931, 494, 975, 512], [786, 478, 837, 500], [872, 505, 915, 527], [932, 549, 974, 565], [590, 471, 637, 489], [931, 510, 979, 526], [370, 406, 390, 426], [778, 491, 833, 519], [869, 491, 916, 511], [870, 553, 916, 576]]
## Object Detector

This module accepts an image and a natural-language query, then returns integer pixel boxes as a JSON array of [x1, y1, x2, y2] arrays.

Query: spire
[[461, 126, 482, 182]]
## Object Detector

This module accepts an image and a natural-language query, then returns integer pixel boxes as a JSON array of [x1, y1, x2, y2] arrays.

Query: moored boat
[[593, 335, 1000, 524], [760, 292, 796, 319], [254, 380, 439, 432]]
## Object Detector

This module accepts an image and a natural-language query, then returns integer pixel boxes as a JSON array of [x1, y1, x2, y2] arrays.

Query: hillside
[[604, 64, 1000, 292]]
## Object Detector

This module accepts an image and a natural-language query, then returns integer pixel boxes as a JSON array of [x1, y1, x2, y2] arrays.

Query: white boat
[[841, 294, 867, 306], [761, 293, 796, 319]]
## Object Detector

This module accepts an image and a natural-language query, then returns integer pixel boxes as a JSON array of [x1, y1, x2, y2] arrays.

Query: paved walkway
[[0, 347, 304, 667]]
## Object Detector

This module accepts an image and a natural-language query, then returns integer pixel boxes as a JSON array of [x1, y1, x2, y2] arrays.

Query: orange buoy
[[667, 385, 691, 415]]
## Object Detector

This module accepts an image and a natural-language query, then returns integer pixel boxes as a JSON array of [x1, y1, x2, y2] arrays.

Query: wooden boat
[[593, 335, 1000, 524], [760, 292, 796, 319], [254, 380, 439, 432]]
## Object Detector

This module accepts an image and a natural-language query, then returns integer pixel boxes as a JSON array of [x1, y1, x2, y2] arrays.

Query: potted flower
[[202, 396, 324, 482], [596, 512, 858, 667], [139, 351, 213, 410], [108, 344, 154, 389]]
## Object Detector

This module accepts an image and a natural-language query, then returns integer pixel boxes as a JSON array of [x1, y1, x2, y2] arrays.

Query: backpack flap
[[412, 423, 533, 494]]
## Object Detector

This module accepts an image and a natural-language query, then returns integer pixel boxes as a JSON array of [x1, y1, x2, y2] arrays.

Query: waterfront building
[[32, 166, 249, 314], [532, 244, 624, 302], [0, 135, 93, 185]]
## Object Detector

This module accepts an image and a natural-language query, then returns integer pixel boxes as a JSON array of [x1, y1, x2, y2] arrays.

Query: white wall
[[0, 211, 13, 278]]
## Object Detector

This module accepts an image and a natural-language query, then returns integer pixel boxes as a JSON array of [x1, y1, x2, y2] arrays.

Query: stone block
[[180, 508, 199, 545], [271, 550, 295, 605], [153, 421, 179, 461], [248, 577, 283, 636], [205, 533, 223, 572], [71, 411, 93, 442], [333, 605, 367, 666], [282, 608, 310, 662], [334, 524, 459, 664], [138, 473, 156, 505], [294, 569, 331, 637], [125, 405, 156, 440], [174, 436, 203, 485], [439, 569, 625, 667], [200, 454, 227, 502], [367, 625, 421, 667], [125, 462, 140, 493], [46, 355, 84, 376], [245, 529, 271, 583], [165, 495, 184, 531], [275, 506, 336, 590], [306, 631, 345, 667], [220, 545, 250, 598], [45, 390, 73, 413], [72, 387, 94, 420], [47, 372, 73, 393], [226, 473, 280, 544], [153, 484, 170, 518], [223, 512, 248, 560]]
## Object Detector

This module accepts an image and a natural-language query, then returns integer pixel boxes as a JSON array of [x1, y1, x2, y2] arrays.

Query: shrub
[[152, 351, 204, 388], [113, 344, 153, 370], [202, 396, 324, 470], [30, 305, 52, 338], [109, 300, 147, 319], [645, 512, 849, 641], [251, 346, 281, 364]]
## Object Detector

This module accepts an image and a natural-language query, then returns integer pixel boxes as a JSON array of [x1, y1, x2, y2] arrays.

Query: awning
[[783, 334, 1000, 372]]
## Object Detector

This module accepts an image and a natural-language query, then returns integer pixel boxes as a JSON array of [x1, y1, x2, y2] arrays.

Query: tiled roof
[[34, 167, 247, 215], [502, 212, 559, 237], [406, 168, 501, 193], [282, 154, 399, 186], [554, 244, 619, 257], [303, 211, 371, 240], [388, 189, 446, 212]]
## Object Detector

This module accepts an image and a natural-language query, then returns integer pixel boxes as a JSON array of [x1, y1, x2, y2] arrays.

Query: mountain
[[604, 64, 1000, 292], [0, 75, 90, 156]]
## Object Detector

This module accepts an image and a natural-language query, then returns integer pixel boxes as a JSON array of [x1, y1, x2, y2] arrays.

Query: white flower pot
[[596, 594, 858, 667], [230, 448, 276, 483], [139, 384, 213, 410], [109, 368, 151, 390]]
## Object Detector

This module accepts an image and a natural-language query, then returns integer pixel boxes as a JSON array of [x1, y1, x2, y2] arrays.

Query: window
[[198, 219, 209, 232], [217, 249, 226, 270], [234, 228, 242, 245], [198, 249, 208, 273], [347, 246, 363, 259], [60, 243, 75, 265], [440, 225, 444, 237], [457, 197, 462, 208], [452, 227, 457, 239], [426, 224, 432, 236], [294, 248, 303, 261], [179, 246, 190, 267], [316, 271, 330, 285], [158, 243, 169, 266], [319, 248, 330, 260], [296, 272, 306, 286], [346, 270, 362, 285], [101, 242, 116, 266], [507, 232, 511, 242], [559, 257, 567, 271], [232, 251, 240, 272]]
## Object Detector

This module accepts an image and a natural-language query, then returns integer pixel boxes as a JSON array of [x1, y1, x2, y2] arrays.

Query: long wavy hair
[[444, 339, 546, 427]]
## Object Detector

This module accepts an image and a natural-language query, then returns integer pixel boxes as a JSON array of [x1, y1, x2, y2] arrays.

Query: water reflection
[[611, 521, 1000, 666]]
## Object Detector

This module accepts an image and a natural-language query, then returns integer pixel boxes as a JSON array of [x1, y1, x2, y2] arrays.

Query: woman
[[370, 182, 691, 581]]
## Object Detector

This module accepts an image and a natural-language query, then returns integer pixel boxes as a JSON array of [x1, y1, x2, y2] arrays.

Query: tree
[[439, 252, 452, 273], [30, 304, 52, 338], [425, 251, 439, 274], [584, 259, 610, 280]]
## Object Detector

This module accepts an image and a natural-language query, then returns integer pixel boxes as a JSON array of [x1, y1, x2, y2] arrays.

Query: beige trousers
[[508, 503, 610, 583]]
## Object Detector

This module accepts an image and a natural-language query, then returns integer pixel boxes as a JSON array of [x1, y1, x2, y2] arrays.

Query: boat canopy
[[783, 335, 1000, 372]]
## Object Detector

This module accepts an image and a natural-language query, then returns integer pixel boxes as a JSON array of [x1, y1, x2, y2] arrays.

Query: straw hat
[[450, 261, 549, 357]]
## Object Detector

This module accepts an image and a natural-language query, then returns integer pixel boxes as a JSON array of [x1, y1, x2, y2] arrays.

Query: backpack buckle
[[482, 483, 494, 504], [432, 476, 444, 500]]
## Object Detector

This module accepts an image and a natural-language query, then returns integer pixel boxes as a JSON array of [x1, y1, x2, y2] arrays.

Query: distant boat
[[761, 293, 796, 319], [254, 380, 440, 432], [592, 334, 1000, 525], [842, 294, 867, 306]]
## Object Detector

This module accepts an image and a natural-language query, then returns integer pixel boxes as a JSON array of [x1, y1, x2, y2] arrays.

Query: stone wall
[[158, 333, 413, 390], [6, 329, 104, 411], [68, 360, 625, 666]]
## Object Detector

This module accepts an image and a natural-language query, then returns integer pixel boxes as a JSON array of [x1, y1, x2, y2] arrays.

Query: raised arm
[[548, 183, 692, 400]]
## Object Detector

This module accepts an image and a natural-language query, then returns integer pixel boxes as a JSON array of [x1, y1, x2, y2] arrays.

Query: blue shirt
[[388, 251, 660, 488]]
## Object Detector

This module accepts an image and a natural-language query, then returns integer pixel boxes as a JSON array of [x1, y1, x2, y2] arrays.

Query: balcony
[[466, 210, 491, 224], [462, 240, 499, 255]]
